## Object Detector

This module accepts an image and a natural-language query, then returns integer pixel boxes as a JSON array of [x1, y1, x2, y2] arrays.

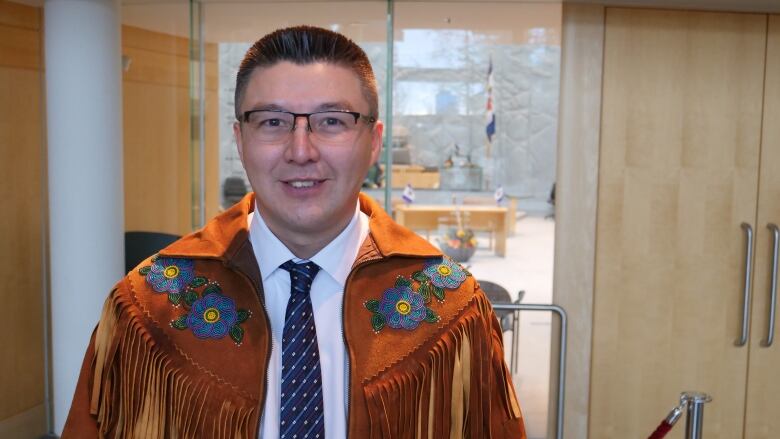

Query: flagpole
[[383, 0, 395, 213], [485, 54, 495, 190]]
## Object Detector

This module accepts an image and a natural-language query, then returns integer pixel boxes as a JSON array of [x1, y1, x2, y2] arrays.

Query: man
[[63, 26, 525, 438]]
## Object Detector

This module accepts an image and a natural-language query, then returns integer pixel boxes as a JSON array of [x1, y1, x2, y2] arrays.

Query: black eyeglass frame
[[240, 109, 377, 130]]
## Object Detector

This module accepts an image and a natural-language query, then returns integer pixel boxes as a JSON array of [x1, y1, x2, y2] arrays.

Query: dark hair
[[234, 25, 378, 120]]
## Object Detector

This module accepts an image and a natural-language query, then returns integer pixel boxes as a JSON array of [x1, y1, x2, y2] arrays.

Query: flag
[[486, 57, 496, 143], [494, 185, 505, 205], [402, 184, 415, 204]]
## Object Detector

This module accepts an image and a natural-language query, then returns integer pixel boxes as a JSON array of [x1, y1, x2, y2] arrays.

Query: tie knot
[[280, 260, 320, 295]]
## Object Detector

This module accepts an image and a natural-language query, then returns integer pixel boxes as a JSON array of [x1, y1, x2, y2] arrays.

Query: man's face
[[234, 61, 383, 241]]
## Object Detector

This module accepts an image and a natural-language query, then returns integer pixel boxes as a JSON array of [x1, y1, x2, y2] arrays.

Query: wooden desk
[[394, 204, 508, 257], [380, 164, 440, 189], [462, 196, 519, 236]]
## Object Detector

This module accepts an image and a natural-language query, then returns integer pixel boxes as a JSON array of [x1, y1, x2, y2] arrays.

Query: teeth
[[289, 181, 316, 188]]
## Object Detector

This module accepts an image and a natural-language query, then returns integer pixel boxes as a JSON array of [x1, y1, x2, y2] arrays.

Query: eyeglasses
[[240, 109, 377, 145]]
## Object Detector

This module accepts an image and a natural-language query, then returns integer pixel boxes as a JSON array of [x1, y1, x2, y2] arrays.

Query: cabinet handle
[[736, 223, 754, 347], [761, 223, 779, 347]]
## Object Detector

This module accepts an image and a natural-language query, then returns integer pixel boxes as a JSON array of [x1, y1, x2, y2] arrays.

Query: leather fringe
[[363, 294, 522, 439], [88, 289, 255, 438]]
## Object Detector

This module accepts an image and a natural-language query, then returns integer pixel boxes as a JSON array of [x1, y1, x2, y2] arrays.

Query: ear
[[233, 121, 245, 164], [369, 120, 384, 165]]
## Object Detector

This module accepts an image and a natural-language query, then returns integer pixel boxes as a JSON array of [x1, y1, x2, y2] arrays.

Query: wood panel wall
[[0, 1, 47, 436], [744, 14, 780, 438], [122, 25, 219, 237], [552, 5, 605, 438], [0, 2, 220, 434], [556, 7, 780, 439], [591, 9, 766, 438]]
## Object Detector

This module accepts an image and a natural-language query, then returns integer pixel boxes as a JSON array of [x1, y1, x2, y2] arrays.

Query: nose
[[284, 116, 320, 164]]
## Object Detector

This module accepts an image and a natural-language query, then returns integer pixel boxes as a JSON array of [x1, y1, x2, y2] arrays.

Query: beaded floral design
[[365, 277, 438, 333], [143, 257, 195, 294], [422, 257, 467, 290], [378, 285, 428, 330], [139, 255, 250, 345], [186, 293, 239, 339], [364, 257, 471, 333]]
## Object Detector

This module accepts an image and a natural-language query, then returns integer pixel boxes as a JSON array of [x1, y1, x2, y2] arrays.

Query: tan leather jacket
[[62, 193, 526, 438]]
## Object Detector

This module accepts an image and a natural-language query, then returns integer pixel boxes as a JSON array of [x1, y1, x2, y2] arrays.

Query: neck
[[264, 214, 353, 260]]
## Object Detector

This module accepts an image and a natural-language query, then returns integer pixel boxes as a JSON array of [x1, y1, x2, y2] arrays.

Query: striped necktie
[[279, 260, 325, 439]]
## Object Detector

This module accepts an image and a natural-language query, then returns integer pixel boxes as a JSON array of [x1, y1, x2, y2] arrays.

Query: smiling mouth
[[285, 180, 324, 188]]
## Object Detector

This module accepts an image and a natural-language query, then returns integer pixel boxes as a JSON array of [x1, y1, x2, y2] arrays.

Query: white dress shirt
[[249, 202, 369, 439]]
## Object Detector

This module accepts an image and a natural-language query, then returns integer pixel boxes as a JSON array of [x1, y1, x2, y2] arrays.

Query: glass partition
[[120, 1, 199, 235], [383, 5, 561, 436], [385, 3, 559, 201]]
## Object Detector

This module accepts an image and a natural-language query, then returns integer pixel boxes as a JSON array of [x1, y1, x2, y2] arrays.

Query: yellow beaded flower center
[[437, 265, 452, 276], [203, 307, 220, 323], [395, 300, 412, 315], [163, 265, 180, 279]]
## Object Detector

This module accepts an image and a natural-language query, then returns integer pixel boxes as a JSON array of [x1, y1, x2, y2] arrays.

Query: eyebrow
[[247, 101, 357, 113], [314, 101, 356, 112]]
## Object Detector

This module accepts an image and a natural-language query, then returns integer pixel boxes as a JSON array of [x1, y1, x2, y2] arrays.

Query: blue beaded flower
[[378, 285, 427, 330], [423, 257, 467, 289], [186, 293, 238, 339], [146, 257, 195, 294]]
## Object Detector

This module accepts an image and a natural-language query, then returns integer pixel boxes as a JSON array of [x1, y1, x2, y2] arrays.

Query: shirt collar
[[160, 193, 441, 266], [248, 201, 367, 287]]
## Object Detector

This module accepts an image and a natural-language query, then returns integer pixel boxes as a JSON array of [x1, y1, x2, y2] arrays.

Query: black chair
[[546, 182, 556, 220], [223, 177, 248, 208], [125, 231, 180, 273], [479, 280, 524, 328], [479, 280, 525, 373]]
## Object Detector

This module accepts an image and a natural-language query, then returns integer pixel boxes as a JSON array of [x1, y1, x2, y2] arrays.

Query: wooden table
[[463, 196, 519, 236], [394, 204, 509, 257]]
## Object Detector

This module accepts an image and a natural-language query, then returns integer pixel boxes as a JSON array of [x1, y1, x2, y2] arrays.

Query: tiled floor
[[427, 214, 555, 439]]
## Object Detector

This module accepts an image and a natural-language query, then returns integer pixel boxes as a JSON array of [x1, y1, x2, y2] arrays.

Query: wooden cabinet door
[[590, 8, 766, 438], [744, 15, 780, 439]]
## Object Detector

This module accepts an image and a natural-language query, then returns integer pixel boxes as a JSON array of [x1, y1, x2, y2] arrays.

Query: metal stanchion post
[[682, 392, 712, 439]]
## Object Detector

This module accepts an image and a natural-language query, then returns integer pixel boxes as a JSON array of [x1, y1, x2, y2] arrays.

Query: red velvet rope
[[647, 421, 673, 439]]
